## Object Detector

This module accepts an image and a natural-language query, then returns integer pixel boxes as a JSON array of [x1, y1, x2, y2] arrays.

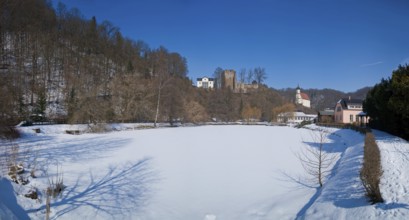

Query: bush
[[360, 132, 383, 203], [88, 123, 111, 133], [295, 120, 312, 128], [0, 126, 20, 139]]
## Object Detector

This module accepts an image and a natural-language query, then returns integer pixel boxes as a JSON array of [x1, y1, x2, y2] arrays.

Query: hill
[[275, 87, 372, 111]]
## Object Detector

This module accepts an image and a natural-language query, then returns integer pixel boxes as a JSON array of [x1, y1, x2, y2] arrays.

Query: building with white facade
[[197, 77, 215, 89], [295, 86, 311, 108], [277, 111, 317, 124]]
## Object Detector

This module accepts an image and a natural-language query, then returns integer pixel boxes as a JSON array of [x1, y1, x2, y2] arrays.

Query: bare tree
[[184, 100, 209, 123], [153, 76, 171, 127], [271, 103, 295, 122], [297, 128, 336, 187], [246, 68, 254, 84], [254, 67, 267, 85], [241, 105, 261, 124], [213, 67, 223, 89], [239, 68, 246, 84]]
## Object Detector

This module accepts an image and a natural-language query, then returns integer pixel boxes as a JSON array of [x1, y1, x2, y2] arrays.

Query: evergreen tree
[[364, 65, 409, 140]]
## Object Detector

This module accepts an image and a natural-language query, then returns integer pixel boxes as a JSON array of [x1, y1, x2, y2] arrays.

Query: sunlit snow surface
[[1, 124, 408, 219]]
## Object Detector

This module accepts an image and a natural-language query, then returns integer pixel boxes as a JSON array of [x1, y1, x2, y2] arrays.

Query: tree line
[[0, 0, 288, 127], [364, 64, 409, 140]]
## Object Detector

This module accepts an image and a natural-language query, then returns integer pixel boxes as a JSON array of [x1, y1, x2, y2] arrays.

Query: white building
[[197, 77, 215, 89], [277, 111, 317, 124], [295, 86, 311, 108]]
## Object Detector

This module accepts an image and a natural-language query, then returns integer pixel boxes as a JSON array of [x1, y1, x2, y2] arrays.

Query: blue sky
[[53, 0, 409, 92]]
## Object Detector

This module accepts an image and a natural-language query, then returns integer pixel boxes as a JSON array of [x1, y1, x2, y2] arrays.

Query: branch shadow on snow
[[34, 136, 131, 172], [295, 128, 368, 219], [276, 170, 316, 189], [54, 137, 127, 161], [282, 128, 356, 189], [5, 134, 133, 175], [27, 157, 158, 219], [376, 202, 409, 211], [313, 129, 368, 206]]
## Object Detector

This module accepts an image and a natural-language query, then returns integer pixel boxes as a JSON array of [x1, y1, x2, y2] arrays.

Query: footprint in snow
[[204, 214, 216, 220]]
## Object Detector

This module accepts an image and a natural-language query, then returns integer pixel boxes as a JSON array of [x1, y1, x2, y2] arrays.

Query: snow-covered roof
[[278, 112, 317, 117]]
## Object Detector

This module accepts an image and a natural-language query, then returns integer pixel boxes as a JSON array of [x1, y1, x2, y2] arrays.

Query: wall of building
[[222, 70, 236, 90], [197, 77, 214, 89], [236, 83, 258, 93], [334, 103, 367, 124]]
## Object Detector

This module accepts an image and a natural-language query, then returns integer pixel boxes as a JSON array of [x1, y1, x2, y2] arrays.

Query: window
[[350, 115, 353, 122], [337, 106, 341, 112], [356, 115, 359, 122], [202, 82, 208, 89]]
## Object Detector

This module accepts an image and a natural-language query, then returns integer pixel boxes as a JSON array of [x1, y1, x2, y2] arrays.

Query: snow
[[373, 130, 409, 218], [1, 124, 409, 219]]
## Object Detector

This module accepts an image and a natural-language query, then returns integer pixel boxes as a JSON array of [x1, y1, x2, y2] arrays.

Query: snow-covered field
[[1, 124, 409, 219]]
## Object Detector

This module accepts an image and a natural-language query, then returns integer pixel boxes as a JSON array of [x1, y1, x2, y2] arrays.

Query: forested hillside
[[0, 0, 286, 126], [276, 87, 371, 111]]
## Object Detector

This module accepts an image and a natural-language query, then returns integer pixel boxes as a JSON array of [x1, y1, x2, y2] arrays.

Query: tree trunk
[[154, 82, 161, 127]]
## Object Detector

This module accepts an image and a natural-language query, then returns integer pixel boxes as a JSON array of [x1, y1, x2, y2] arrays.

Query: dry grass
[[46, 166, 65, 199], [45, 165, 65, 220], [360, 132, 384, 203]]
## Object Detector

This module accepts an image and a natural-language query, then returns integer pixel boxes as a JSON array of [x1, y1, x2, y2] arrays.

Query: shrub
[[25, 187, 39, 200], [45, 165, 65, 220], [360, 132, 383, 203], [0, 126, 20, 140], [88, 123, 111, 133], [46, 168, 65, 199], [295, 120, 312, 128]]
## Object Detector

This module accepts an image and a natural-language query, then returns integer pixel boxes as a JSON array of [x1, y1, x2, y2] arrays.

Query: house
[[236, 81, 259, 93], [318, 108, 334, 123], [197, 77, 215, 89], [334, 97, 368, 125], [295, 86, 310, 108], [277, 111, 317, 124]]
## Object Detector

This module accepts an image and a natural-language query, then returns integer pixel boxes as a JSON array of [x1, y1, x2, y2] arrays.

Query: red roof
[[301, 93, 310, 100]]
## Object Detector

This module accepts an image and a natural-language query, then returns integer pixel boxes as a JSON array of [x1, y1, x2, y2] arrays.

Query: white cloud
[[360, 61, 383, 67]]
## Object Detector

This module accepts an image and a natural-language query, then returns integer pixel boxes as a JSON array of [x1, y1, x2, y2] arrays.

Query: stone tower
[[222, 69, 236, 90]]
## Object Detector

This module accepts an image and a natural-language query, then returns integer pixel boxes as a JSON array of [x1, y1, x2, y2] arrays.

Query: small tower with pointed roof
[[295, 85, 311, 108]]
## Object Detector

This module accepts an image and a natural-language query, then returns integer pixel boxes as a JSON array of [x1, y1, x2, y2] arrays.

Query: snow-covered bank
[[299, 129, 409, 220], [374, 130, 409, 219], [3, 124, 408, 219], [297, 128, 369, 219]]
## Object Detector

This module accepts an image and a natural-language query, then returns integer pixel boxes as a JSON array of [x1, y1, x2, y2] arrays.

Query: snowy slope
[[300, 129, 409, 220], [1, 125, 408, 219], [297, 128, 370, 219], [373, 130, 409, 219]]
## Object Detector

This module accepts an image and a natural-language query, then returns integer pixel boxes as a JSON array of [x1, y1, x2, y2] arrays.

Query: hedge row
[[360, 132, 384, 203]]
